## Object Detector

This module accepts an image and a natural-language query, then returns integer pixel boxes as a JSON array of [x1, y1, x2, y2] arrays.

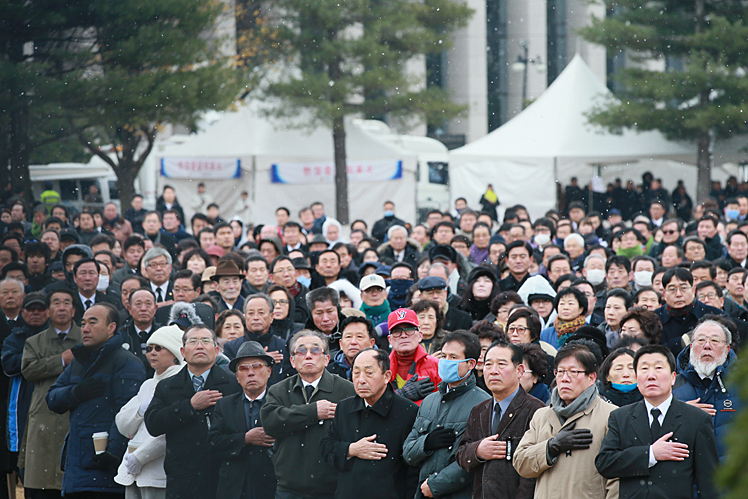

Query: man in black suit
[[208, 341, 277, 499], [145, 324, 241, 499], [71, 258, 113, 325], [142, 211, 177, 259], [595, 344, 719, 499], [143, 247, 174, 305], [120, 287, 162, 374]]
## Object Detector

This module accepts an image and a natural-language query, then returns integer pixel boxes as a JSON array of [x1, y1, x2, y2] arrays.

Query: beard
[[690, 347, 728, 379]]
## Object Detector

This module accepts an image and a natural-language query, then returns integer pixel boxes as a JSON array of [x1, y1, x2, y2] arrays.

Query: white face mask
[[586, 268, 605, 286], [535, 233, 551, 246], [633, 271, 653, 287], [97, 275, 110, 292]]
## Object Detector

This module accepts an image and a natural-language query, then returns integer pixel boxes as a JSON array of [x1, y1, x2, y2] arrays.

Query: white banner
[[271, 160, 402, 184], [160, 158, 241, 179]]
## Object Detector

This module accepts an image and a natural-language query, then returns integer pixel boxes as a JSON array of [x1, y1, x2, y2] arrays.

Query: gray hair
[[427, 262, 450, 280], [244, 293, 275, 313], [387, 224, 408, 240], [583, 253, 606, 268], [690, 319, 732, 346], [289, 329, 330, 356], [143, 247, 172, 266], [306, 287, 339, 311], [563, 233, 585, 248], [0, 278, 24, 294]]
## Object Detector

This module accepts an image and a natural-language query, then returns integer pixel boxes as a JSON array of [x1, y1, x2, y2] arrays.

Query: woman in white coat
[[115, 325, 185, 499]]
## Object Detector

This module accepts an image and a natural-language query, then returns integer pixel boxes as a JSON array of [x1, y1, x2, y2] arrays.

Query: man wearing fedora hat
[[209, 341, 277, 499], [213, 260, 246, 314]]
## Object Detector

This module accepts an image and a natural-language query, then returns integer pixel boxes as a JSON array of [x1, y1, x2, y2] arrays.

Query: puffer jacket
[[402, 375, 491, 498], [46, 334, 146, 495], [673, 346, 740, 460]]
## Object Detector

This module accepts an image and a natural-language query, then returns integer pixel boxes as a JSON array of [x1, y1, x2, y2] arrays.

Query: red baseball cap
[[388, 308, 419, 330]]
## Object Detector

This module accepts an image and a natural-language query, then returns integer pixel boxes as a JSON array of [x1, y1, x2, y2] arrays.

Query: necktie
[[304, 384, 315, 403], [193, 374, 204, 392], [58, 332, 66, 340], [491, 403, 502, 435], [245, 399, 253, 429], [85, 299, 92, 310], [7, 319, 15, 330], [156, 288, 163, 303], [650, 408, 662, 442]]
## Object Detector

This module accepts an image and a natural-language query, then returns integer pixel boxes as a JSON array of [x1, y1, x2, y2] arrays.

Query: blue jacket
[[673, 346, 740, 461], [540, 326, 560, 349], [1, 321, 48, 452], [46, 334, 145, 494]]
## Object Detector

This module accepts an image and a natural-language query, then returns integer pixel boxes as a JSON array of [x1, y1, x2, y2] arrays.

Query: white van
[[30, 161, 120, 213]]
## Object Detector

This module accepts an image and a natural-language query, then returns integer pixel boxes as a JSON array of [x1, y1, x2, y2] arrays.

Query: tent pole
[[251, 156, 256, 203], [554, 157, 559, 211]]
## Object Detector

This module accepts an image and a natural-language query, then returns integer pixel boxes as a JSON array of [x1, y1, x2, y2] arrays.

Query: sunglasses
[[294, 346, 324, 356], [145, 345, 164, 353]]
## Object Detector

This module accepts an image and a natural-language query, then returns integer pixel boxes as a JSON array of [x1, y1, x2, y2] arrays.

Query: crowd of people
[[0, 174, 739, 499]]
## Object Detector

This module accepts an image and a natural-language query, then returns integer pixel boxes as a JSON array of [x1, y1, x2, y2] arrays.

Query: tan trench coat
[[513, 395, 619, 499], [19, 324, 81, 489]]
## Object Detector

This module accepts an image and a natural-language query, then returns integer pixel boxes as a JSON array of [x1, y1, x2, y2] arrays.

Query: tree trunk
[[696, 131, 711, 203], [115, 166, 138, 213], [9, 89, 33, 202], [332, 113, 349, 225]]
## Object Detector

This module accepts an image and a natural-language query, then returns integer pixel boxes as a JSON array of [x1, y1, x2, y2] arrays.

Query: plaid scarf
[[553, 315, 587, 338], [665, 300, 696, 318]]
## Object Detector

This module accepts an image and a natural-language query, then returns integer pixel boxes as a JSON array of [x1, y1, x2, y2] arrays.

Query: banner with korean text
[[161, 158, 241, 179], [271, 160, 402, 184]]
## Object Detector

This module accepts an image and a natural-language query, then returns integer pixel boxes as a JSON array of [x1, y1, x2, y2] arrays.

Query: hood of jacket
[[676, 344, 737, 387]]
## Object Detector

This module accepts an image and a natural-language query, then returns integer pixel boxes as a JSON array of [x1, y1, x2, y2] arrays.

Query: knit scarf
[[550, 383, 599, 425], [360, 300, 392, 327], [553, 315, 586, 337], [666, 300, 696, 318]]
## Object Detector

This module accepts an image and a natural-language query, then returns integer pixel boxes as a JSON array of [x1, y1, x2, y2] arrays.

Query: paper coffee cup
[[128, 443, 138, 453], [92, 432, 109, 455]]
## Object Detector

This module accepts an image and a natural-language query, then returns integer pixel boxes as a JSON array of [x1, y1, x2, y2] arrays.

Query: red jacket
[[389, 345, 441, 406]]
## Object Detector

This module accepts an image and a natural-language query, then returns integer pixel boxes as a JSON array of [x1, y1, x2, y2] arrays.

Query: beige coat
[[513, 395, 619, 499], [20, 324, 81, 489]]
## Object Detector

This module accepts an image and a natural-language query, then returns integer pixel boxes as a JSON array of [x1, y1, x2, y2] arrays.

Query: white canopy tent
[[449, 54, 697, 218], [154, 103, 418, 228]]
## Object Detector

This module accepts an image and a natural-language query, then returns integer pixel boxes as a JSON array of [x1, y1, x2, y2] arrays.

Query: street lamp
[[511, 40, 545, 109]]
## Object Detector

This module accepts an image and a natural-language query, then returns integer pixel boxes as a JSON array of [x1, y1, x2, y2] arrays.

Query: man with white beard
[[673, 318, 740, 462]]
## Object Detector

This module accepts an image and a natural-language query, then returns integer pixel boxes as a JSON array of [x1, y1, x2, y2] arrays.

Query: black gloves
[[547, 421, 593, 458], [396, 375, 435, 401], [423, 427, 457, 452], [73, 378, 107, 402], [92, 451, 120, 470]]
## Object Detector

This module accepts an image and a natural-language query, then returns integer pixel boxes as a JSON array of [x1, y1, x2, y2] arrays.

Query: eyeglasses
[[665, 285, 690, 294], [273, 268, 295, 275], [662, 230, 678, 235], [274, 299, 289, 305], [145, 345, 164, 353], [147, 261, 169, 269], [185, 338, 215, 346], [696, 292, 718, 301], [173, 287, 195, 294], [692, 337, 727, 347], [507, 326, 529, 334], [294, 346, 325, 356], [390, 327, 418, 338], [237, 362, 269, 372], [554, 368, 588, 379]]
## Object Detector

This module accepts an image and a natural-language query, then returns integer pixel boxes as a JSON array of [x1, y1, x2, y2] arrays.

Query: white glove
[[138, 399, 151, 416], [124, 452, 142, 476]]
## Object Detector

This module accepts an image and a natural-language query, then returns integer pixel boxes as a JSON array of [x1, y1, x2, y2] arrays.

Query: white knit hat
[[146, 325, 185, 365]]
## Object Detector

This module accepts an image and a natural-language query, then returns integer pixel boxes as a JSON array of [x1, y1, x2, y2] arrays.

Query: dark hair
[[340, 315, 375, 339], [547, 253, 571, 273], [553, 286, 589, 316], [606, 288, 633, 309], [390, 262, 414, 279], [506, 240, 533, 258], [506, 308, 542, 341], [352, 347, 390, 373], [698, 215, 718, 228], [317, 249, 340, 265], [554, 344, 598, 374], [182, 324, 217, 345], [173, 269, 201, 291], [521, 343, 548, 380], [123, 235, 146, 252], [613, 335, 650, 350], [411, 299, 444, 333], [306, 286, 339, 310], [122, 275, 149, 289], [631, 255, 657, 272], [194, 294, 218, 313], [269, 255, 293, 273], [191, 213, 209, 226], [431, 221, 455, 238], [129, 287, 157, 305], [695, 280, 722, 299], [598, 348, 636, 389], [633, 286, 662, 306], [45, 288, 76, 308], [726, 229, 748, 246], [213, 222, 232, 235], [89, 234, 114, 249], [1, 262, 29, 280], [605, 255, 631, 273], [619, 307, 662, 344], [661, 267, 693, 287], [690, 260, 716, 278], [73, 258, 100, 275], [215, 309, 246, 338], [469, 320, 505, 342], [485, 339, 523, 366], [94, 302, 120, 331], [245, 255, 269, 270], [441, 330, 481, 361], [24, 242, 51, 262], [489, 291, 523, 315], [633, 344, 676, 373]]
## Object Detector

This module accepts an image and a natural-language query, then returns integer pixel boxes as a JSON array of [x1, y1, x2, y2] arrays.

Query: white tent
[[153, 103, 418, 229], [449, 54, 696, 217]]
